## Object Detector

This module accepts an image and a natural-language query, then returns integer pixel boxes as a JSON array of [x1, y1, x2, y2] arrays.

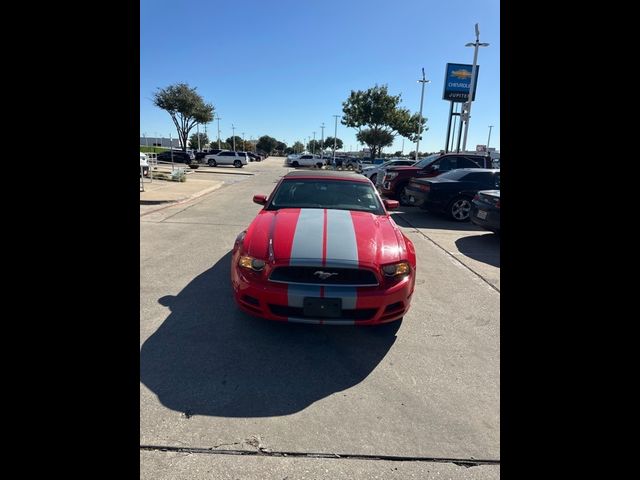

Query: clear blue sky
[[140, 0, 500, 154]]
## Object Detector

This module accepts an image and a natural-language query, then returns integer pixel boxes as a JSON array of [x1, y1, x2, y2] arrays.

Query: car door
[[219, 152, 234, 165]]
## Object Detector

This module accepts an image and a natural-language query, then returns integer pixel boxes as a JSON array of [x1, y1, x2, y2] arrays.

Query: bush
[[171, 168, 187, 182]]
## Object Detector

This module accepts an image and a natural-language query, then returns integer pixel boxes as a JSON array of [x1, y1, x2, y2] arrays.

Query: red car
[[231, 170, 417, 325]]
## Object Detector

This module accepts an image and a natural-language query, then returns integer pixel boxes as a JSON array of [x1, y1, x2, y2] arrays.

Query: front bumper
[[231, 262, 415, 325]]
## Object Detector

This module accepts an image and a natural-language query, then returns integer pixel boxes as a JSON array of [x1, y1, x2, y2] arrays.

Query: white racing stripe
[[287, 208, 360, 316]]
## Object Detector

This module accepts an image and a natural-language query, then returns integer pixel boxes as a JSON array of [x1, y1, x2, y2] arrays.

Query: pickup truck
[[286, 154, 325, 168], [379, 152, 493, 205]]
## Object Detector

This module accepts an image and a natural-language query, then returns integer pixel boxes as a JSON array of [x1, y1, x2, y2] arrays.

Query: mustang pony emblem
[[314, 271, 339, 280]]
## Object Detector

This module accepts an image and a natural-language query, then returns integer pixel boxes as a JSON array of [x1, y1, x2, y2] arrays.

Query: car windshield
[[267, 179, 385, 214], [414, 153, 441, 169]]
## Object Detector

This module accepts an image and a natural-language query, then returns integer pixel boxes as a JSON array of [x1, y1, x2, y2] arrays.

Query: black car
[[404, 168, 500, 221], [470, 190, 500, 233], [156, 150, 193, 164], [246, 152, 261, 162]]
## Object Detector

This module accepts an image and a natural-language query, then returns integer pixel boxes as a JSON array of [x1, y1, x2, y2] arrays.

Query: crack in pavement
[[394, 213, 500, 293], [139, 445, 499, 468]]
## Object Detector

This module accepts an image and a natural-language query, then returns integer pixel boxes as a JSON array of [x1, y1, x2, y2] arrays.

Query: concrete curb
[[140, 182, 224, 217]]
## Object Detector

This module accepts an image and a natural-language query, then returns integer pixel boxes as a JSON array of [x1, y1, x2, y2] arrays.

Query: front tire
[[449, 197, 472, 221], [233, 160, 243, 168], [399, 186, 412, 206], [208, 159, 217, 167], [292, 161, 299, 167]]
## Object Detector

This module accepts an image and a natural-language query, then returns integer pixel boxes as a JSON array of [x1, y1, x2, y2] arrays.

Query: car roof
[[283, 170, 370, 182]]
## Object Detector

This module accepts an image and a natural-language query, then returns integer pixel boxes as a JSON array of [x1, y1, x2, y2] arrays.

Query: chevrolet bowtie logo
[[314, 271, 339, 280], [451, 69, 472, 79]]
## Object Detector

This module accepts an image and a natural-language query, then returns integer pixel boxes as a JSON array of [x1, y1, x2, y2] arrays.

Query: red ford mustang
[[231, 170, 417, 325]]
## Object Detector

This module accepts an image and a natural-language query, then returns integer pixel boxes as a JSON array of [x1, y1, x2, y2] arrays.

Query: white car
[[287, 154, 325, 168], [140, 152, 149, 177], [204, 150, 249, 168], [361, 159, 417, 185]]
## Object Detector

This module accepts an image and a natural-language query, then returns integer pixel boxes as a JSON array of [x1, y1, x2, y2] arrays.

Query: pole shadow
[[140, 252, 401, 418]]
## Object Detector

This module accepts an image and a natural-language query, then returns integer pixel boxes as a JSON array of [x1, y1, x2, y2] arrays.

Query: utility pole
[[415, 67, 431, 161], [242, 132, 245, 151], [332, 115, 340, 165], [312, 132, 316, 155], [461, 23, 489, 152], [320, 123, 325, 160], [215, 116, 221, 149], [487, 125, 494, 149], [197, 123, 200, 151], [232, 124, 236, 151]]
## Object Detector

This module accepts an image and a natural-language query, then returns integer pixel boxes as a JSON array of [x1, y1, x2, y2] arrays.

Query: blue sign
[[443, 63, 479, 102]]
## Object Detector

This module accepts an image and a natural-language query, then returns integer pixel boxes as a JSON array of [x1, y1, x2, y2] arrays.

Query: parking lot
[[140, 156, 500, 479]]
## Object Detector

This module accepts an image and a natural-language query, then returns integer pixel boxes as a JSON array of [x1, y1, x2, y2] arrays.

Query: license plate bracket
[[303, 297, 342, 318], [476, 209, 488, 219]]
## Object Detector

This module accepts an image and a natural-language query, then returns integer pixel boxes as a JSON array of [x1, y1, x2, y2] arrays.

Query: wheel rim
[[234, 161, 241, 167], [451, 199, 471, 220], [400, 188, 411, 205]]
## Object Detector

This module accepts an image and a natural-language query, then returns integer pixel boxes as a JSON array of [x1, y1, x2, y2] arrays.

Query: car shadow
[[454, 233, 500, 268], [140, 252, 401, 418], [391, 208, 483, 232]]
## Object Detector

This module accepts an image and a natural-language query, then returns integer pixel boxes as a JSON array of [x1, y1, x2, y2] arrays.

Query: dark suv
[[156, 150, 194, 164], [379, 152, 492, 205]]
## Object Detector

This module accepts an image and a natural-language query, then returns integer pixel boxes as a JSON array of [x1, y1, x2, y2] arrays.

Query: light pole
[[415, 67, 431, 161], [197, 123, 201, 151], [242, 132, 245, 151], [487, 125, 494, 149], [232, 124, 236, 151], [312, 132, 316, 155], [215, 116, 221, 149], [332, 115, 340, 165], [320, 123, 325, 160], [461, 23, 489, 152]]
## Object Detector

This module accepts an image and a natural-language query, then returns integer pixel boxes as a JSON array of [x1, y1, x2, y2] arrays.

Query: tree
[[276, 141, 287, 152], [394, 151, 403, 157], [341, 84, 426, 159], [292, 141, 304, 153], [189, 132, 209, 150], [225, 136, 244, 150], [256, 135, 278, 154], [153, 83, 214, 152], [324, 137, 343, 151], [306, 139, 322, 154], [211, 140, 230, 150]]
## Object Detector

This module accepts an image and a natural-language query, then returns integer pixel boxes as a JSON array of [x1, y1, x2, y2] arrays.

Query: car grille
[[269, 266, 378, 286], [268, 304, 377, 320]]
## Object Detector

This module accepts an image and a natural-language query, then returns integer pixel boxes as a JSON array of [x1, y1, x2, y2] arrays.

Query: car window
[[459, 172, 493, 183], [267, 179, 384, 214], [221, 152, 233, 156]]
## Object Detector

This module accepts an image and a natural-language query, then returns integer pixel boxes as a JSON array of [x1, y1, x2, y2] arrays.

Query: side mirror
[[253, 194, 267, 205], [384, 199, 399, 211]]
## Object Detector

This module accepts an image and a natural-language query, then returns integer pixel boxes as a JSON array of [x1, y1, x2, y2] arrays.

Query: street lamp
[[312, 131, 316, 155], [320, 123, 325, 160], [242, 132, 245, 151], [215, 116, 221, 149], [232, 124, 236, 151], [487, 125, 494, 149], [332, 115, 340, 165], [415, 68, 431, 161], [461, 23, 489, 152]]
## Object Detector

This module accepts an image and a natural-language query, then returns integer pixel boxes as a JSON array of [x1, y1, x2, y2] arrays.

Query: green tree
[[341, 84, 426, 159], [189, 132, 210, 150], [276, 141, 287, 152], [324, 137, 343, 151], [225, 136, 245, 150], [256, 135, 278, 154], [153, 83, 214, 152], [210, 140, 230, 150], [292, 141, 304, 153], [306, 139, 322, 154]]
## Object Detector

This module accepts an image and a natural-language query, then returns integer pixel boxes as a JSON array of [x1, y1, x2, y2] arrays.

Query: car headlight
[[381, 261, 411, 277], [239, 256, 266, 272], [386, 172, 399, 180]]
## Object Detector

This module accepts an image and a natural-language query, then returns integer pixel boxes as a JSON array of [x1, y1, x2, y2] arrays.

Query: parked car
[[204, 150, 249, 168], [470, 190, 500, 233], [362, 159, 417, 185], [287, 154, 325, 168], [246, 152, 262, 162], [380, 152, 493, 205], [404, 169, 500, 221], [231, 170, 416, 324], [140, 152, 149, 177], [156, 150, 194, 164]]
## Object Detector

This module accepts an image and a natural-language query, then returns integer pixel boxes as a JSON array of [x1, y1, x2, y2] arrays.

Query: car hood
[[243, 208, 407, 268]]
